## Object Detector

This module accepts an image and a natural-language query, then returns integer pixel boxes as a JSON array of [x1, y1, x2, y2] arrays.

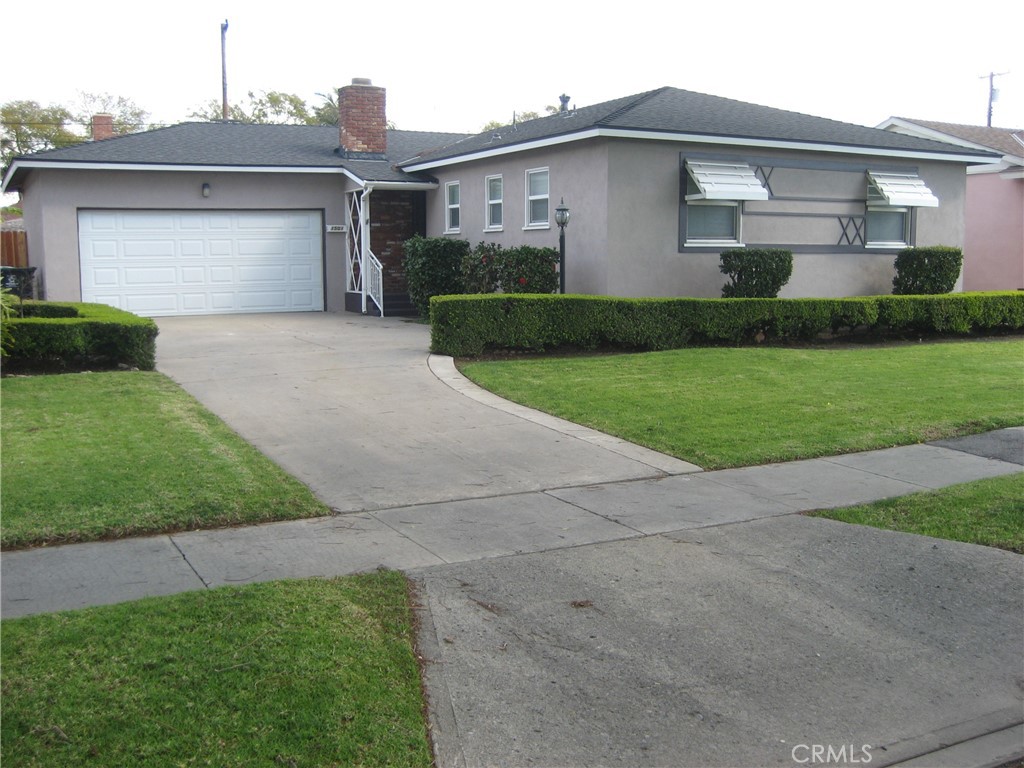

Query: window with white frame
[[686, 200, 741, 243], [865, 208, 909, 247], [864, 170, 937, 247], [485, 175, 503, 230], [445, 181, 461, 233], [682, 159, 768, 246], [525, 168, 549, 227]]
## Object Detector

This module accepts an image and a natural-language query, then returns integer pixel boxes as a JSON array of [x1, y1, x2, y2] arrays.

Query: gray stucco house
[[1, 79, 998, 317]]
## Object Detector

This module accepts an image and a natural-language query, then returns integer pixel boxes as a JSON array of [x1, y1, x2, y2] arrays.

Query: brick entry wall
[[370, 190, 426, 294]]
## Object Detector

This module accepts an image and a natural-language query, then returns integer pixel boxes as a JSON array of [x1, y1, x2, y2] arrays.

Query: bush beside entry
[[892, 246, 963, 295], [403, 236, 470, 317], [404, 237, 560, 317], [720, 249, 794, 298]]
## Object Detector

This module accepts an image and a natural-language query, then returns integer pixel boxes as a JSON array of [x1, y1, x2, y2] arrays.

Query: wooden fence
[[1, 230, 29, 267]]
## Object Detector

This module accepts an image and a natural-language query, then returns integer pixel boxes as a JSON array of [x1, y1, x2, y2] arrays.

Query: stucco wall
[[424, 140, 610, 294], [606, 141, 968, 298], [964, 172, 1024, 291], [20, 168, 356, 310], [426, 138, 970, 299]]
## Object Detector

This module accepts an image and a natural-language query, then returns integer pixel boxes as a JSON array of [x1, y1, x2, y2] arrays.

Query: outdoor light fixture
[[555, 198, 570, 294], [202, 183, 211, 198]]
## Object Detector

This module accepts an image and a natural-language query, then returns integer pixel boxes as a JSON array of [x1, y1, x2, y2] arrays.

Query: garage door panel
[[79, 210, 323, 316], [180, 241, 205, 258], [238, 239, 289, 257], [125, 294, 180, 313], [122, 240, 177, 258], [238, 264, 288, 283], [239, 291, 288, 309], [122, 215, 176, 231]]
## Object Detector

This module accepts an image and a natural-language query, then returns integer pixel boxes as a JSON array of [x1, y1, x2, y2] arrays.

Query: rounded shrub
[[892, 246, 963, 295], [720, 249, 793, 298]]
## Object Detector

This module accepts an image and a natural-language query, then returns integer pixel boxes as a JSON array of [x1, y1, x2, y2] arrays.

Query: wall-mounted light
[[201, 183, 211, 198]]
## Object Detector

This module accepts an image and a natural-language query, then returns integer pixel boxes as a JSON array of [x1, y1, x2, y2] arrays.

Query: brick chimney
[[91, 114, 115, 141], [338, 78, 386, 158]]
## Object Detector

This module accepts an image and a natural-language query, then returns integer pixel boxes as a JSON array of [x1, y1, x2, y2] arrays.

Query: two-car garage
[[78, 210, 325, 317]]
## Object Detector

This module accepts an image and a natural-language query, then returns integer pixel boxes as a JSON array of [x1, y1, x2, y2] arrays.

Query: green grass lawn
[[459, 339, 1024, 470], [0, 371, 330, 549], [0, 572, 433, 767], [812, 473, 1024, 553]]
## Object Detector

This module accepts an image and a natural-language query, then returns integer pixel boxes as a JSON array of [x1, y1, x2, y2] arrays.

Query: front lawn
[[811, 473, 1024, 553], [0, 371, 330, 549], [458, 339, 1024, 469], [0, 572, 433, 767]]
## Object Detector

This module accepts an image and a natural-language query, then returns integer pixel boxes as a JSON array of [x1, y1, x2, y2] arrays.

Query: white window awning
[[867, 171, 939, 207], [684, 160, 769, 201]]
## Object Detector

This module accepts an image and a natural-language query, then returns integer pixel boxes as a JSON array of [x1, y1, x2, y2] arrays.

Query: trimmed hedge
[[429, 292, 1024, 356], [1, 301, 159, 372]]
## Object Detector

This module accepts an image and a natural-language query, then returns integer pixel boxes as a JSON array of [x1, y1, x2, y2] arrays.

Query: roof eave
[[401, 126, 1000, 171], [0, 159, 438, 193]]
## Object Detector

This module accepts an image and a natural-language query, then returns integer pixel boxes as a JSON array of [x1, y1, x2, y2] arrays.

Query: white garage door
[[78, 210, 324, 316]]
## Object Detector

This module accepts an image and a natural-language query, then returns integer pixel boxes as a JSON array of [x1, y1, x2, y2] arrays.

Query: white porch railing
[[346, 189, 384, 316], [366, 250, 384, 317]]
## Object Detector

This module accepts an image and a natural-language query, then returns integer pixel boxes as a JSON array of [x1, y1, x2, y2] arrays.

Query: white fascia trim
[[874, 117, 998, 154], [401, 127, 1000, 171], [1, 160, 437, 193]]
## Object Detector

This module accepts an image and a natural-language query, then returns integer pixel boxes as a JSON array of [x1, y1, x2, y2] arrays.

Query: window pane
[[529, 170, 548, 197], [530, 198, 548, 225], [488, 177, 502, 201], [489, 202, 502, 227], [448, 183, 459, 205], [687, 204, 735, 239], [867, 210, 906, 243], [449, 207, 460, 229]]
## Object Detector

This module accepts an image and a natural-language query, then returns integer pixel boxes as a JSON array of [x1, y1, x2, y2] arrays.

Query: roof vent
[[351, 77, 373, 86]]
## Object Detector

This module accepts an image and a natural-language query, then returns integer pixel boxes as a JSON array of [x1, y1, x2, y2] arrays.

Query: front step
[[344, 291, 419, 318]]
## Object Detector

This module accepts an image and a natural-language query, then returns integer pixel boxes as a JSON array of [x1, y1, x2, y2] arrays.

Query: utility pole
[[981, 71, 1008, 127], [221, 19, 229, 120]]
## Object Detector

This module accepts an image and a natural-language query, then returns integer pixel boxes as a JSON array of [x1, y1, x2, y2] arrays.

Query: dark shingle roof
[[6, 87, 998, 193], [892, 118, 1024, 157], [6, 122, 469, 185], [402, 87, 998, 166]]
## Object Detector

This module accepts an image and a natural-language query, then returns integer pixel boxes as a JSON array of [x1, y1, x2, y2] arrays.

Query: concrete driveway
[[155, 313, 695, 513], [145, 314, 1023, 767]]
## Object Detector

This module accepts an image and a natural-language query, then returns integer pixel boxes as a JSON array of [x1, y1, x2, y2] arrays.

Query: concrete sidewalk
[[2, 428, 1020, 618]]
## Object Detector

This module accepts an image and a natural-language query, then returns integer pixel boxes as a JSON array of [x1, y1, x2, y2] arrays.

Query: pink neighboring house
[[878, 118, 1023, 291]]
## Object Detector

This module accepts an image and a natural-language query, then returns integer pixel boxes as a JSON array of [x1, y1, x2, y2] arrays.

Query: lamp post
[[555, 198, 570, 294]]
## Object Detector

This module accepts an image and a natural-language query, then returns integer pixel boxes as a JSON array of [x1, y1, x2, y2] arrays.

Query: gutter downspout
[[360, 183, 374, 314]]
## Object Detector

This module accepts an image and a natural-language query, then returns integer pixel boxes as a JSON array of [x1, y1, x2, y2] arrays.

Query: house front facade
[[405, 89, 991, 299], [1, 81, 998, 317]]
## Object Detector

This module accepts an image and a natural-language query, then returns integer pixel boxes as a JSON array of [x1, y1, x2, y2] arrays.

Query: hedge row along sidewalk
[[430, 292, 1024, 356], [1, 300, 158, 372]]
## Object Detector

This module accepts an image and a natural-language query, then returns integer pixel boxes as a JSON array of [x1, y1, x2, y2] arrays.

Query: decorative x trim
[[837, 216, 865, 246], [754, 166, 774, 197]]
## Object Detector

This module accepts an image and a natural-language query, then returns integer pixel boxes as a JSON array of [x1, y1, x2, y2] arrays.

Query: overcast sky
[[6, 0, 1024, 136]]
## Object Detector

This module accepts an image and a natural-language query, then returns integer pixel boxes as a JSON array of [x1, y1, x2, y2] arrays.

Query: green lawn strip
[[809, 473, 1024, 553], [1, 371, 330, 549], [0, 572, 433, 768], [458, 339, 1024, 469]]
